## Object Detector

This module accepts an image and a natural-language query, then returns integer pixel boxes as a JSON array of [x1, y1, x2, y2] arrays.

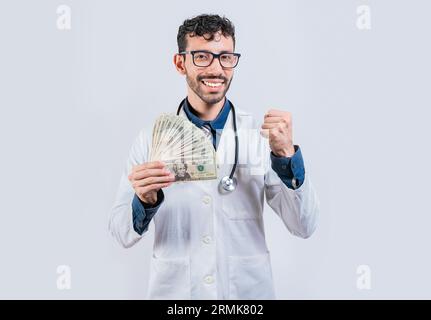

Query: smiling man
[[177, 25, 236, 120], [110, 14, 320, 300]]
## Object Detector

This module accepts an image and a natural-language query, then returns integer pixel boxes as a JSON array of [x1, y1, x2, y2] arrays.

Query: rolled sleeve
[[270, 145, 305, 189], [131, 189, 164, 235]]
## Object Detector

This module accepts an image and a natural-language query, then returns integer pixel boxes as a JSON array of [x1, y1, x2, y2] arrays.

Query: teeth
[[203, 81, 223, 88]]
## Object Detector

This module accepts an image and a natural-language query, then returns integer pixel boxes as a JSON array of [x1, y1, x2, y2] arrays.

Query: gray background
[[0, 0, 430, 299]]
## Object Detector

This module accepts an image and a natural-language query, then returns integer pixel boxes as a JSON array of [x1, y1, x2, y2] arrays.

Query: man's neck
[[187, 93, 226, 121]]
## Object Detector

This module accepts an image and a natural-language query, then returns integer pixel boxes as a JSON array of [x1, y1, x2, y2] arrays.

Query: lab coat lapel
[[216, 109, 235, 179]]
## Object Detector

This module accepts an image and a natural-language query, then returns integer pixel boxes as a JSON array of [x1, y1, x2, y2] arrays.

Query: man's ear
[[173, 54, 186, 75]]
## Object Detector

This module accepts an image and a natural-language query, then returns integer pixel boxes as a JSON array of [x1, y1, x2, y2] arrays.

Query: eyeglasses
[[179, 50, 241, 68]]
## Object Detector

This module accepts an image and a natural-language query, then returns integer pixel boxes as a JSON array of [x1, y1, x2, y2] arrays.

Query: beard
[[186, 73, 233, 105]]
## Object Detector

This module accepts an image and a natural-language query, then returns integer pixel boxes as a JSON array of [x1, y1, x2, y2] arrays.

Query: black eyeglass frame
[[179, 50, 241, 68]]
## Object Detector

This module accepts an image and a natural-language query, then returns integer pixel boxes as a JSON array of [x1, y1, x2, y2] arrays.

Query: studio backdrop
[[0, 0, 430, 299]]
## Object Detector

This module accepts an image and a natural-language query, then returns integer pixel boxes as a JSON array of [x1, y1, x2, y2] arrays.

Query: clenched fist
[[128, 161, 175, 205], [261, 109, 295, 157]]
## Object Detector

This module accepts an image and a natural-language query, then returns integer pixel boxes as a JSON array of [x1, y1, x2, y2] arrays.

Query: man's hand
[[261, 109, 295, 157], [128, 161, 175, 205]]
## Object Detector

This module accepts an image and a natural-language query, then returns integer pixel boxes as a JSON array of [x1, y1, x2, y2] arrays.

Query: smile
[[202, 80, 224, 88]]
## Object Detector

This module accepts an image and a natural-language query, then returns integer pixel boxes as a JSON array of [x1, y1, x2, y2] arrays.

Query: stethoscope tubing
[[176, 98, 239, 183]]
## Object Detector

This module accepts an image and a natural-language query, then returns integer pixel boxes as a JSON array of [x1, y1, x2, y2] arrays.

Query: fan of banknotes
[[149, 114, 218, 182]]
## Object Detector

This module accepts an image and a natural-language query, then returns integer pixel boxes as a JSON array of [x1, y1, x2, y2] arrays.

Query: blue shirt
[[131, 98, 306, 235], [183, 97, 231, 149]]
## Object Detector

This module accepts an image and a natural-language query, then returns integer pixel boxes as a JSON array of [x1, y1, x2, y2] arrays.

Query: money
[[164, 161, 217, 182], [149, 114, 217, 182]]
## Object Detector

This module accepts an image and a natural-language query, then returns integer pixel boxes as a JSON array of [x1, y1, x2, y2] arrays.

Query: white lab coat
[[109, 106, 319, 300]]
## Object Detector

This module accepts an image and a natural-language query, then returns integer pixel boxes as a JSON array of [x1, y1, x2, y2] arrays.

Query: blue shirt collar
[[183, 97, 231, 131]]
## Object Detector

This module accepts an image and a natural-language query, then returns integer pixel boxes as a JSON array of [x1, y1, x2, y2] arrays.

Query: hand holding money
[[128, 161, 175, 205]]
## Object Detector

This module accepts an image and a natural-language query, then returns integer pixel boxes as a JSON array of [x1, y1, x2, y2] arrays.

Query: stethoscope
[[176, 98, 238, 193]]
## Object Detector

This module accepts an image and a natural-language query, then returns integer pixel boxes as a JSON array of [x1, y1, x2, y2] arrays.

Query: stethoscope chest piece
[[219, 176, 237, 193]]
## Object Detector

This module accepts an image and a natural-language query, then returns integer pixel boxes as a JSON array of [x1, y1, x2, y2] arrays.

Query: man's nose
[[206, 56, 224, 72]]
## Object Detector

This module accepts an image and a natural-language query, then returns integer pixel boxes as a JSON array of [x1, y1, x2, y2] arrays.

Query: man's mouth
[[201, 79, 224, 88]]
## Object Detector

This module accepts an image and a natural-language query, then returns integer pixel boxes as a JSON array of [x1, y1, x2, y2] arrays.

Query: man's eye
[[196, 54, 209, 60]]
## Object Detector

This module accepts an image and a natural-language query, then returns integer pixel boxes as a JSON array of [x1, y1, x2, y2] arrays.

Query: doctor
[[109, 14, 319, 300]]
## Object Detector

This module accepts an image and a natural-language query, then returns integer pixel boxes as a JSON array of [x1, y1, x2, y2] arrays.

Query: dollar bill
[[150, 114, 217, 182], [164, 160, 217, 182]]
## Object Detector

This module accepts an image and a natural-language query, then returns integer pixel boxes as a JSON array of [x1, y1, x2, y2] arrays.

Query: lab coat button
[[202, 235, 212, 244], [204, 275, 214, 284], [202, 196, 211, 204]]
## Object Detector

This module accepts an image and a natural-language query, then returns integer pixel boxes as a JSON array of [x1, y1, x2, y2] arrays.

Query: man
[[109, 14, 319, 299]]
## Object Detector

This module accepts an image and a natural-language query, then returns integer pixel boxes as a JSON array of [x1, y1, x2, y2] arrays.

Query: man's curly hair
[[177, 14, 236, 53]]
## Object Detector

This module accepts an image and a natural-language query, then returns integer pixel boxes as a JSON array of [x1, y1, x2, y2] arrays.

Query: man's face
[[182, 32, 235, 105], [177, 163, 186, 177]]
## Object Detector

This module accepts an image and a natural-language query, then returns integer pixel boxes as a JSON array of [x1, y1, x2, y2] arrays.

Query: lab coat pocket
[[228, 251, 276, 300], [147, 255, 191, 300]]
